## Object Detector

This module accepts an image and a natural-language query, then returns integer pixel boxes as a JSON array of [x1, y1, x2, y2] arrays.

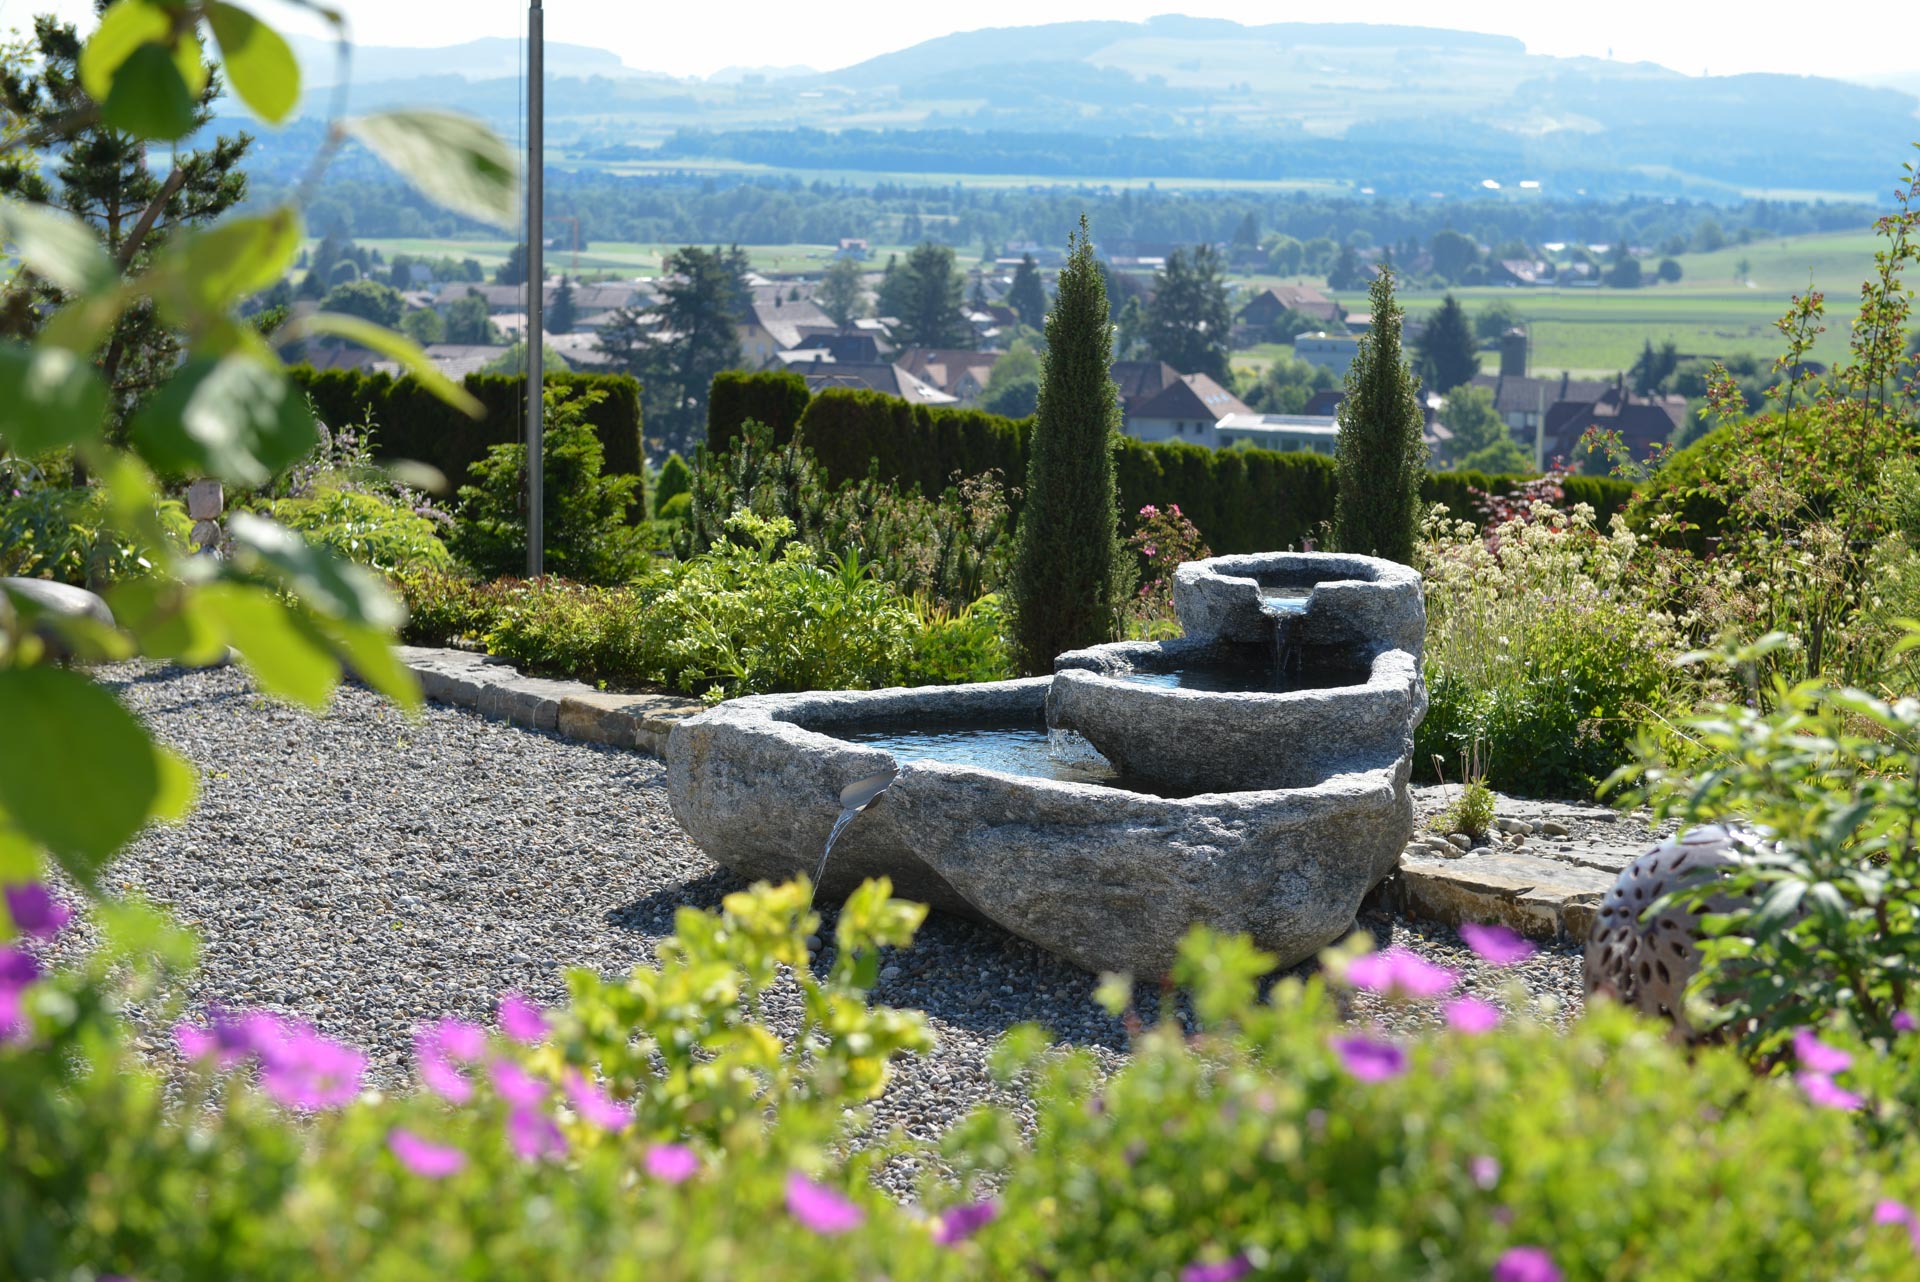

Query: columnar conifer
[[1333, 267, 1428, 563], [1009, 215, 1125, 673]]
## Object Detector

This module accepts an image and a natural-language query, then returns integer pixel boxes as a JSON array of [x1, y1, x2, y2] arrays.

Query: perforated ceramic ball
[[1583, 825, 1758, 1038]]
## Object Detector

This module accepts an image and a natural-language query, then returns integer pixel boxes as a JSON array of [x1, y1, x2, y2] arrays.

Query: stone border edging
[[395, 645, 706, 755]]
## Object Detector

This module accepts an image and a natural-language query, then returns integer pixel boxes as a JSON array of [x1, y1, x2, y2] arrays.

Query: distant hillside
[[269, 15, 1920, 201]]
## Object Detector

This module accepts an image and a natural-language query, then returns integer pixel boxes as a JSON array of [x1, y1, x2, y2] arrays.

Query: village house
[[1122, 373, 1252, 446], [1233, 284, 1343, 341], [899, 348, 1002, 404]]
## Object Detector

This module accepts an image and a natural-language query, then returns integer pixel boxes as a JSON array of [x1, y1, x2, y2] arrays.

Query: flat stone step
[[395, 645, 704, 755], [1370, 848, 1619, 942]]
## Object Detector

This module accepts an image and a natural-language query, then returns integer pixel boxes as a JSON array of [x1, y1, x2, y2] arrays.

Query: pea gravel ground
[[48, 662, 1589, 1160]]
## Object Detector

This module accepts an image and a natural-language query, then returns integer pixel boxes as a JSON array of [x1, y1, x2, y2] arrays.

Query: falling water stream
[[808, 769, 896, 906]]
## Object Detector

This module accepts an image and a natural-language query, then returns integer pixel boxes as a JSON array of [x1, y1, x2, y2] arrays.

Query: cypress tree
[[1009, 215, 1125, 674], [1333, 266, 1428, 564], [1416, 293, 1479, 394]]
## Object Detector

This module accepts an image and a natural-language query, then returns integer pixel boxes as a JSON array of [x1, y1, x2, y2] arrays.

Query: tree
[[1657, 258, 1683, 284], [1630, 339, 1680, 395], [877, 242, 969, 348], [1416, 294, 1480, 395], [1142, 245, 1232, 382], [1442, 385, 1530, 473], [1326, 244, 1369, 291], [1429, 230, 1480, 283], [816, 256, 866, 328], [1009, 215, 1126, 674], [328, 258, 360, 287], [481, 339, 572, 376], [545, 275, 577, 333], [1242, 353, 1336, 415], [494, 242, 527, 286], [400, 307, 445, 346], [1606, 256, 1644, 289], [653, 451, 694, 516], [1266, 235, 1304, 277], [1007, 253, 1047, 329], [601, 244, 750, 454], [319, 280, 403, 328], [981, 341, 1044, 417], [1694, 220, 1727, 253], [1474, 300, 1521, 342], [1333, 267, 1427, 564], [444, 292, 499, 345], [0, 9, 250, 432]]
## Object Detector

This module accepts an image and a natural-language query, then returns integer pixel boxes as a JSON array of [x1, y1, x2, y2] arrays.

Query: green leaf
[[152, 207, 303, 323], [0, 667, 166, 882], [225, 512, 404, 630], [101, 42, 200, 142], [295, 311, 482, 417], [323, 617, 421, 710], [196, 583, 338, 709], [78, 0, 173, 102], [0, 199, 118, 295], [204, 2, 300, 123], [0, 345, 108, 455], [343, 110, 518, 228], [128, 354, 316, 485]]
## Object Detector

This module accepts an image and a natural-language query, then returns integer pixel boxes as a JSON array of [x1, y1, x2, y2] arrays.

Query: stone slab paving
[[393, 646, 1651, 946], [1368, 785, 1674, 942]]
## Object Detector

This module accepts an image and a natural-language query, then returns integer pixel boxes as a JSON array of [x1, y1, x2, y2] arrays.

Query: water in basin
[[1260, 585, 1314, 613], [829, 721, 1165, 791], [1114, 662, 1365, 694]]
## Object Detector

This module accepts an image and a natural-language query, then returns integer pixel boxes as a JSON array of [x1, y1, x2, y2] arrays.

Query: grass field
[[334, 237, 887, 278]]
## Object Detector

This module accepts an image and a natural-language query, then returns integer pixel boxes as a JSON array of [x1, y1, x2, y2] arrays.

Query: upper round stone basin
[[1048, 639, 1425, 794], [1173, 551, 1426, 657], [666, 676, 1412, 977]]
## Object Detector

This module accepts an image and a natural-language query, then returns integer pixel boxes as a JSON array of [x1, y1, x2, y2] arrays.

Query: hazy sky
[[4, 0, 1913, 83]]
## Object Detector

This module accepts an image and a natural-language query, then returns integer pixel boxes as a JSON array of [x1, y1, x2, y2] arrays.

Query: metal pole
[[525, 0, 545, 577]]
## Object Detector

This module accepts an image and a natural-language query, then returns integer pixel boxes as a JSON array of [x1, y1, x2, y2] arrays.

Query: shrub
[[1009, 216, 1127, 672], [0, 480, 190, 588], [902, 593, 1015, 686], [260, 491, 452, 575], [451, 386, 649, 585], [653, 451, 693, 515], [685, 418, 1012, 613], [1416, 502, 1680, 797], [1613, 630, 1920, 1085], [1123, 502, 1210, 637]]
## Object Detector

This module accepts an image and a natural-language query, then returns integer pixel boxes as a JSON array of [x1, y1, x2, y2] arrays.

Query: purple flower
[[1330, 1034, 1407, 1082], [418, 1053, 473, 1104], [645, 1143, 700, 1184], [421, 1017, 487, 1062], [1798, 1072, 1865, 1111], [257, 1025, 366, 1111], [1894, 1012, 1916, 1035], [564, 1069, 633, 1131], [1460, 922, 1535, 966], [1470, 1155, 1501, 1189], [1180, 1253, 1252, 1282], [1445, 995, 1502, 1034], [4, 883, 70, 939], [498, 991, 548, 1044], [1492, 1246, 1562, 1282], [489, 1059, 546, 1108], [506, 1106, 566, 1161], [1872, 1200, 1920, 1253], [389, 1128, 466, 1179], [0, 987, 21, 1040], [175, 1008, 273, 1070], [1793, 1027, 1852, 1075], [786, 1172, 864, 1235], [933, 1200, 997, 1246], [0, 947, 38, 991], [1344, 948, 1458, 999]]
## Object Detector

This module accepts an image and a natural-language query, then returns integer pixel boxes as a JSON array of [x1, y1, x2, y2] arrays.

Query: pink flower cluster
[[1791, 1027, 1865, 1111], [176, 1009, 367, 1110], [1, 881, 73, 1041]]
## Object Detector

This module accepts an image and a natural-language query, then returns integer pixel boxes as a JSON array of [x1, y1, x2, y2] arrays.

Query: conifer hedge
[[288, 367, 644, 489], [706, 370, 1634, 555]]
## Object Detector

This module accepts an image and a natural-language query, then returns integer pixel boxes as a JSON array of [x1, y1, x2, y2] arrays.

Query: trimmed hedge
[[288, 367, 644, 490], [708, 371, 1636, 554]]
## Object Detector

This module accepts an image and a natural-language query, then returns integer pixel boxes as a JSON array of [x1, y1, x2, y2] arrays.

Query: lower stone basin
[[1049, 638, 1425, 794], [666, 677, 1412, 976]]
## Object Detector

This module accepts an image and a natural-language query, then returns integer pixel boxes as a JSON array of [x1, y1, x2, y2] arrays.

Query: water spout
[[808, 768, 897, 905]]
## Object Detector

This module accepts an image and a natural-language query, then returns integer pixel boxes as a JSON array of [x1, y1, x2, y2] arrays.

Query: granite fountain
[[666, 551, 1426, 977]]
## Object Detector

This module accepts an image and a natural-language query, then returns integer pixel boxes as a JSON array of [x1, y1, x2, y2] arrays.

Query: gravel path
[[44, 663, 1588, 1179]]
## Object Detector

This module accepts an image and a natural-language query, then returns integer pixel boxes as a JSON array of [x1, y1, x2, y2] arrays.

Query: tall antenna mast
[[525, 0, 545, 577]]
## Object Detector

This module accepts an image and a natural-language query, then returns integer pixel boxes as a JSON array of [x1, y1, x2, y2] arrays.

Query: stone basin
[[666, 677, 1413, 976], [1049, 640, 1425, 794]]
